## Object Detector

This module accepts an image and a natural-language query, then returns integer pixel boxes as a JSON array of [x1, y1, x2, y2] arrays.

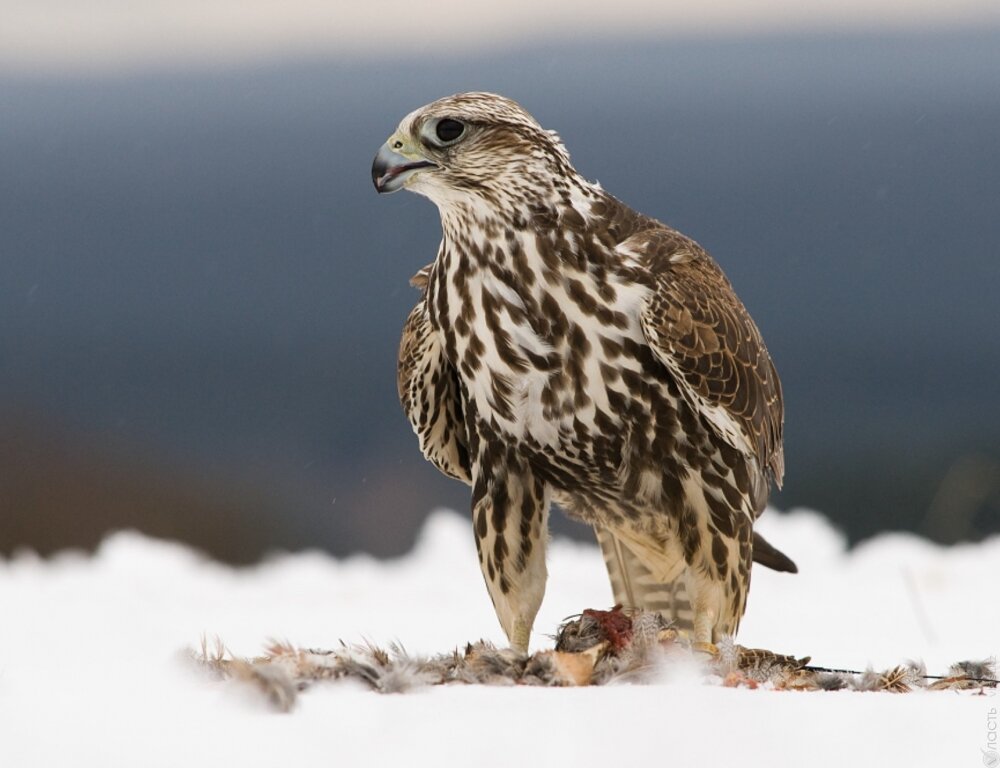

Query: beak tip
[[372, 143, 436, 195], [372, 153, 387, 193]]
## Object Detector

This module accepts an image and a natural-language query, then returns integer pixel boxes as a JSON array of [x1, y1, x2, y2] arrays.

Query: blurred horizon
[[2, 21, 999, 561], [5, 1, 998, 74]]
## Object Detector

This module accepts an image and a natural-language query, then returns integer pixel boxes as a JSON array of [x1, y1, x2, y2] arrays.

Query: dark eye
[[435, 118, 465, 144]]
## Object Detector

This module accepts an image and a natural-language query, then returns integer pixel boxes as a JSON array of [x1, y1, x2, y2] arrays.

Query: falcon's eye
[[434, 118, 465, 144]]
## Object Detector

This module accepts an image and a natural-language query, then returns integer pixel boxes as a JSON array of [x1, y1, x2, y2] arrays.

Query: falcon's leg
[[688, 574, 725, 653], [595, 525, 728, 653], [596, 523, 795, 638], [594, 526, 694, 632], [471, 462, 550, 654], [686, 511, 753, 652]]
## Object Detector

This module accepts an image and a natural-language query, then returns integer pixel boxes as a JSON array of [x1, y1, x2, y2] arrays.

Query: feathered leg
[[596, 524, 794, 634], [685, 506, 753, 651], [595, 526, 695, 632], [471, 454, 550, 653], [598, 479, 756, 652]]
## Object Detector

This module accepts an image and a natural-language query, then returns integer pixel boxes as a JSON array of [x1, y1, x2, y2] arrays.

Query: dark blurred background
[[2, 12, 999, 561]]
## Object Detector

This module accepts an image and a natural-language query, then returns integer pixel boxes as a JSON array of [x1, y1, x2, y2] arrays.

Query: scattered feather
[[188, 608, 998, 710]]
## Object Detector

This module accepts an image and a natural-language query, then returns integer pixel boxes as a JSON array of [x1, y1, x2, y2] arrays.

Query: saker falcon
[[373, 92, 795, 653]]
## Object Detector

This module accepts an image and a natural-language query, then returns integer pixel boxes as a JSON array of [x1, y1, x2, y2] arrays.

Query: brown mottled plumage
[[374, 92, 795, 652]]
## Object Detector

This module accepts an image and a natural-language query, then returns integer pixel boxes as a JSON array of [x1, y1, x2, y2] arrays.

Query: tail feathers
[[594, 527, 694, 632], [752, 532, 798, 573]]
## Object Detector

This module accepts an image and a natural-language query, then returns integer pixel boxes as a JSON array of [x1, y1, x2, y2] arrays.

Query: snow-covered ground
[[1, 508, 997, 767]]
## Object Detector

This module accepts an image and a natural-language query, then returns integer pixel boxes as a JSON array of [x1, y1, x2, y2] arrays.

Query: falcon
[[372, 92, 795, 653]]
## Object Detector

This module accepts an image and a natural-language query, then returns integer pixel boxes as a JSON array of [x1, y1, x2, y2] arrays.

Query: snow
[[1, 508, 997, 767]]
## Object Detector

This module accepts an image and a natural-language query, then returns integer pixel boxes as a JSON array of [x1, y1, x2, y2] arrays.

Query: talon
[[693, 641, 719, 657]]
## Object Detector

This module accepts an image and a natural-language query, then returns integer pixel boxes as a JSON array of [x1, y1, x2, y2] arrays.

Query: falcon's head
[[372, 92, 575, 209]]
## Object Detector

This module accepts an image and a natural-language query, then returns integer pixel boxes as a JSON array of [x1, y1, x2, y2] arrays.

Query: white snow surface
[[1, 508, 997, 767]]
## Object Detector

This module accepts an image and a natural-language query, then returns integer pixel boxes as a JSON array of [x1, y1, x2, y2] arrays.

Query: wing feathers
[[621, 229, 784, 486], [398, 290, 472, 485]]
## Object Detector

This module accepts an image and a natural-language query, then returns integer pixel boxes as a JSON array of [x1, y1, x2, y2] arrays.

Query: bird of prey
[[373, 92, 795, 653]]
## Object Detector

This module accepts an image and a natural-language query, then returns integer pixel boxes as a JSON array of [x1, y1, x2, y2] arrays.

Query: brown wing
[[398, 286, 472, 485], [626, 228, 784, 487]]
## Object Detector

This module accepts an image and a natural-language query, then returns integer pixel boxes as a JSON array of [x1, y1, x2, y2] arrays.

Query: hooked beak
[[372, 143, 437, 194]]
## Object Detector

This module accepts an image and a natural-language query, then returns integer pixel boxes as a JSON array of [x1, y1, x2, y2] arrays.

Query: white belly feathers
[[440, 229, 651, 448]]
